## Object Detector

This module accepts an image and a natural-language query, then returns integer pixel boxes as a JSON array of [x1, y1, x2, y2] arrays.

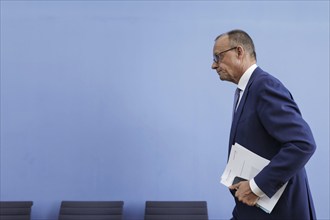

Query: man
[[212, 29, 316, 220]]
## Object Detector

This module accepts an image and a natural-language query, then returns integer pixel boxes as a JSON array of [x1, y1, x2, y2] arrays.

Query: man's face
[[212, 36, 239, 84]]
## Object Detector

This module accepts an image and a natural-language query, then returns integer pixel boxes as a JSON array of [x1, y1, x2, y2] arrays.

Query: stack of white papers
[[220, 143, 288, 214]]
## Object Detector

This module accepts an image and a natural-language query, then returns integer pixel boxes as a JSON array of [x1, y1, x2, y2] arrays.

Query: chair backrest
[[144, 201, 208, 220], [58, 201, 124, 220], [0, 201, 33, 220]]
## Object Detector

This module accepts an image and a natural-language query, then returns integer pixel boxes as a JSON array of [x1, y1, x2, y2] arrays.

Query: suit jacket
[[229, 67, 316, 220]]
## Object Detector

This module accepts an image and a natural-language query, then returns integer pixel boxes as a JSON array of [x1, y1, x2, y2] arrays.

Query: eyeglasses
[[213, 47, 237, 63]]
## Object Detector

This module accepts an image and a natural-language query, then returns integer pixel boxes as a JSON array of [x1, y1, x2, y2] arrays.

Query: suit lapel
[[228, 67, 262, 153]]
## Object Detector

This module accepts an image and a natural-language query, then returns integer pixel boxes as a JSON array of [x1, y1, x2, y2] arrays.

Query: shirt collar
[[237, 64, 258, 91]]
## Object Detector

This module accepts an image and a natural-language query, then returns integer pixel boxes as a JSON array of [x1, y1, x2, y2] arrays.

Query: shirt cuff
[[249, 178, 265, 197]]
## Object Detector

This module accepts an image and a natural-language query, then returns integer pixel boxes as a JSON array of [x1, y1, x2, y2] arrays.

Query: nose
[[212, 61, 218, 70]]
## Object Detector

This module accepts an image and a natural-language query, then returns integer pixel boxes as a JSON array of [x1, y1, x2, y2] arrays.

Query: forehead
[[213, 35, 230, 52]]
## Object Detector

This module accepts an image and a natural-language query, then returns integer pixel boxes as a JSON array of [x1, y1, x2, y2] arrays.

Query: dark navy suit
[[229, 67, 316, 220]]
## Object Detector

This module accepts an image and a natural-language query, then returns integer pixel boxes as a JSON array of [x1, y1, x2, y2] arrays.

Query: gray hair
[[215, 29, 257, 61]]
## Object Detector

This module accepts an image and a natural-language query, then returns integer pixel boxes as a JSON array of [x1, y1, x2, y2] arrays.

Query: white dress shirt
[[235, 63, 265, 198], [236, 63, 257, 107]]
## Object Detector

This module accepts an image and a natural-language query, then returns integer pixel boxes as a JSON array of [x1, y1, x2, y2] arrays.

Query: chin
[[219, 76, 226, 81]]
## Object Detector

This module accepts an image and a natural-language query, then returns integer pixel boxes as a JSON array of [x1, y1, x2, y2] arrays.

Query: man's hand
[[229, 180, 259, 206]]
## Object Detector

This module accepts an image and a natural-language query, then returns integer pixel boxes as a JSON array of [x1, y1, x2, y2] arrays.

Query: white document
[[220, 143, 288, 214]]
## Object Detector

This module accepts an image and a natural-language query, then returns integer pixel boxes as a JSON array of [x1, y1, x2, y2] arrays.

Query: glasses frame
[[213, 46, 237, 63]]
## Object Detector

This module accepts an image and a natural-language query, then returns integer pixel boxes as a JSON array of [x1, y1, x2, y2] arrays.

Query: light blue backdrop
[[1, 1, 329, 220]]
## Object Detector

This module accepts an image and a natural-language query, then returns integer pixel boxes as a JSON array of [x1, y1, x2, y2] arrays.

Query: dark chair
[[0, 201, 33, 220], [58, 201, 124, 220], [144, 201, 208, 220]]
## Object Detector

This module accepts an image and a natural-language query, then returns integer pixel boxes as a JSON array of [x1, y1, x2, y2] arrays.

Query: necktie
[[232, 88, 241, 118]]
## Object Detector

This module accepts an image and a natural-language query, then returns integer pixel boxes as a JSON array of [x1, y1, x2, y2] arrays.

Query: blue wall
[[1, 1, 329, 220]]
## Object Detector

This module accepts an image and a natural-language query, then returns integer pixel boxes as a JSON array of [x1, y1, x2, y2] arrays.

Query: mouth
[[217, 71, 225, 80]]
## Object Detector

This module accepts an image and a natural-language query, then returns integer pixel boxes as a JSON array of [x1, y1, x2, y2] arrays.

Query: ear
[[236, 46, 244, 59]]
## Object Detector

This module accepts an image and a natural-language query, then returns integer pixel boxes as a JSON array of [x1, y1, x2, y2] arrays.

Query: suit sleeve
[[253, 77, 316, 198]]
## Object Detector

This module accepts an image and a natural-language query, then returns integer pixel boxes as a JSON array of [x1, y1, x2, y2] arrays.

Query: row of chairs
[[0, 200, 208, 220]]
